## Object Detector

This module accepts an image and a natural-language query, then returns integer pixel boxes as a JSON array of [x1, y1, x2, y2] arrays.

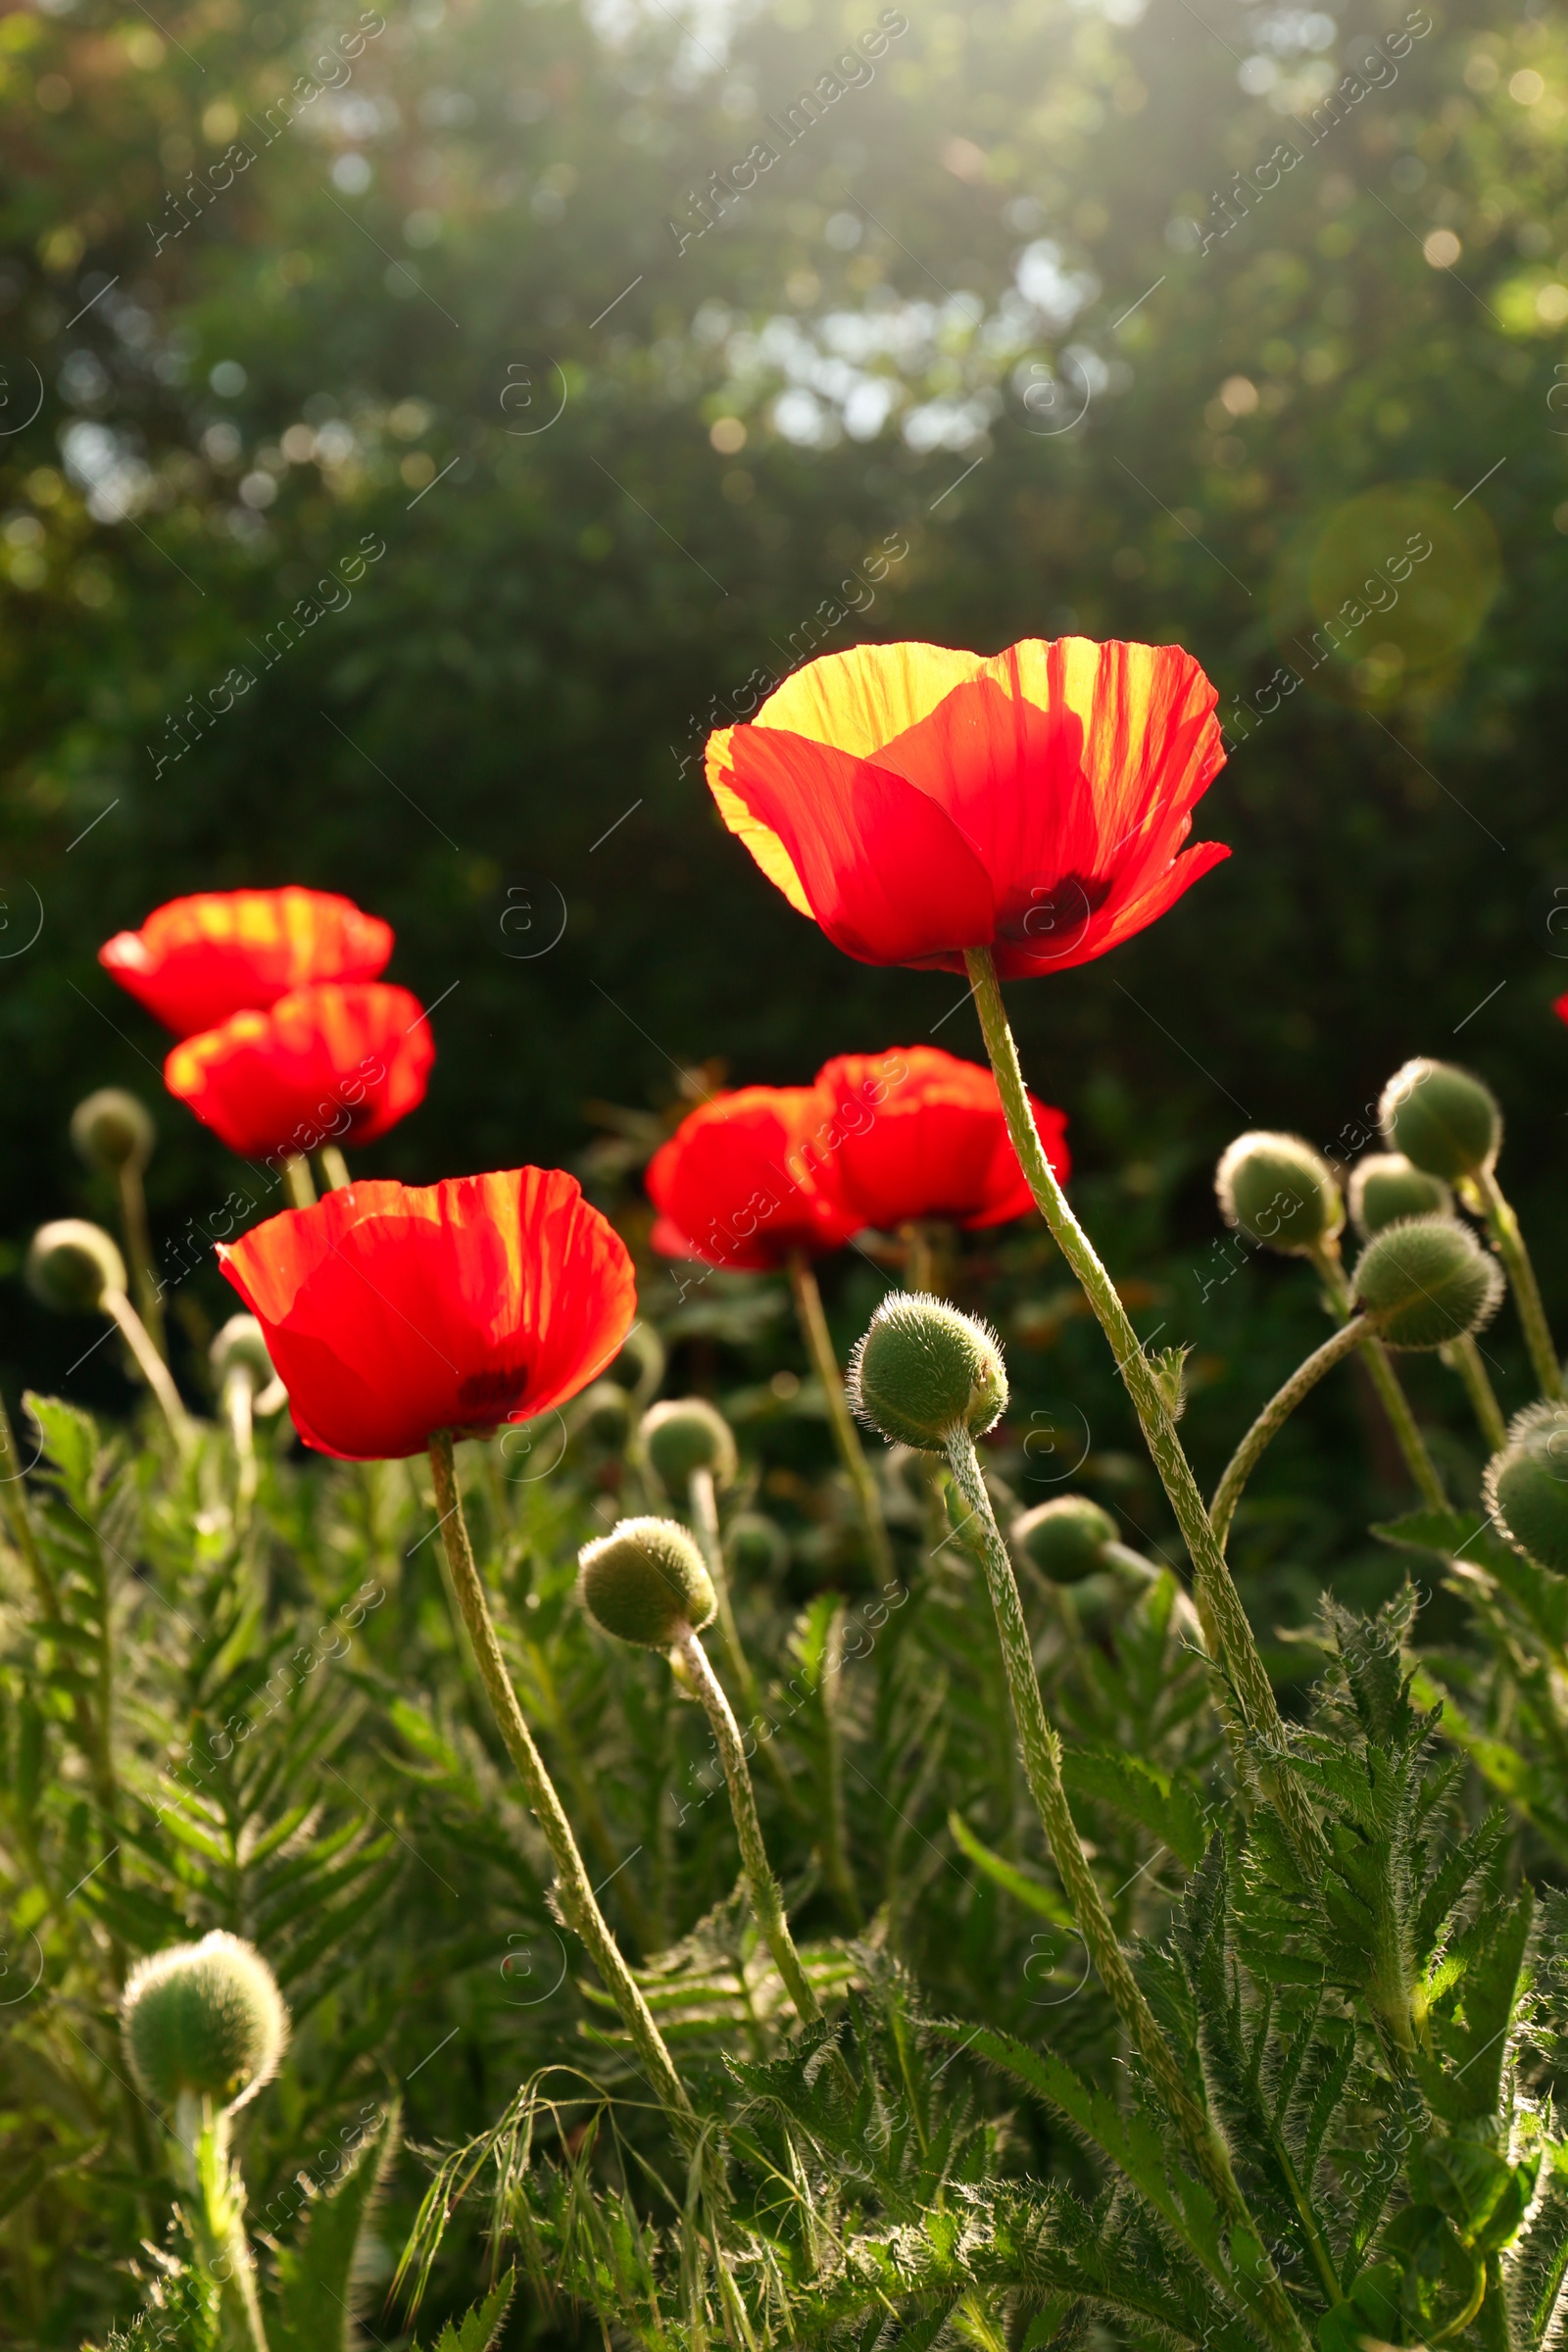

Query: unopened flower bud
[[577, 1515, 716, 1649], [727, 1510, 789, 1578], [1214, 1131, 1343, 1254], [1485, 1403, 1568, 1574], [26, 1219, 126, 1313], [636, 1396, 737, 1491], [1380, 1057, 1500, 1180], [1348, 1152, 1453, 1240], [1352, 1215, 1503, 1350], [848, 1295, 1007, 1451], [122, 1931, 288, 2114], [210, 1313, 274, 1393], [71, 1088, 156, 1175], [571, 1380, 634, 1449], [1012, 1495, 1117, 1585]]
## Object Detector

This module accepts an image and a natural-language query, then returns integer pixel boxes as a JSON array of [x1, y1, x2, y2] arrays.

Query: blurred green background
[[1, 0, 1565, 1572]]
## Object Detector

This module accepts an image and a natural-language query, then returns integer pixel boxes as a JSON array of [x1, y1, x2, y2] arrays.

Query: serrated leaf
[[270, 2105, 399, 2352], [1060, 1746, 1209, 1871]]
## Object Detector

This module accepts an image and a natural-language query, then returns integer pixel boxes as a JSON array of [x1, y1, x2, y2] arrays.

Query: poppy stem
[[943, 1425, 1311, 2352], [899, 1220, 938, 1296], [672, 1622, 825, 2034], [222, 1365, 259, 1529], [281, 1154, 316, 1211], [103, 1286, 193, 1458], [1308, 1242, 1448, 1510], [963, 947, 1325, 1876], [1467, 1165, 1562, 1400], [1443, 1334, 1508, 1455], [318, 1145, 352, 1192], [1209, 1318, 1368, 1551], [116, 1158, 168, 1364], [787, 1254, 896, 1588], [426, 1432, 699, 2142]]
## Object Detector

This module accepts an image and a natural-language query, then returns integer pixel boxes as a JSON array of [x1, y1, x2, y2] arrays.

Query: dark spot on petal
[[458, 1363, 532, 1415], [999, 871, 1112, 965]]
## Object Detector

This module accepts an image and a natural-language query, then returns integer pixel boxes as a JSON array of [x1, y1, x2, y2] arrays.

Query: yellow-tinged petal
[[753, 641, 984, 756], [707, 729, 814, 918]]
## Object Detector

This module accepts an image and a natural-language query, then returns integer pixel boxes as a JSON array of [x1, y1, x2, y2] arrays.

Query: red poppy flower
[[814, 1047, 1069, 1230], [99, 887, 393, 1037], [706, 637, 1228, 977], [647, 1086, 860, 1270], [220, 1168, 635, 1460], [165, 983, 433, 1162]]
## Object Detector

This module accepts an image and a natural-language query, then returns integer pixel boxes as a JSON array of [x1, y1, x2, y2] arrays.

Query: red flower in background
[[220, 1168, 634, 1460], [100, 887, 393, 1036], [647, 1086, 860, 1270], [815, 1047, 1069, 1230], [165, 983, 433, 1161], [706, 637, 1227, 977]]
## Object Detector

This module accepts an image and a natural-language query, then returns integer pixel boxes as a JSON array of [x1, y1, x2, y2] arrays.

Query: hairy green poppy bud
[[1012, 1495, 1117, 1585], [71, 1088, 155, 1176], [578, 1515, 716, 1648], [571, 1380, 634, 1449], [1348, 1152, 1453, 1240], [1352, 1215, 1503, 1350], [122, 1931, 288, 2114], [1214, 1131, 1343, 1254], [210, 1313, 274, 1393], [1485, 1403, 1568, 1574], [1380, 1057, 1500, 1180], [727, 1510, 789, 1578], [26, 1219, 126, 1313], [848, 1295, 1007, 1451], [636, 1396, 737, 1492]]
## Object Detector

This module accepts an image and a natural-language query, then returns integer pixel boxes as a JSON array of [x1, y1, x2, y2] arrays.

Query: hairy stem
[[318, 1144, 352, 1192], [1309, 1244, 1447, 1509], [117, 1160, 167, 1364], [1210, 1319, 1367, 1550], [964, 948, 1323, 1871], [818, 1600, 861, 1929], [689, 1464, 811, 1838], [945, 1430, 1310, 2352], [427, 1433, 697, 2140], [1474, 1165, 1561, 1400], [900, 1220, 938, 1297], [223, 1369, 258, 1528], [674, 1623, 823, 2030], [104, 1287, 192, 1457], [789, 1254, 896, 1589], [1444, 1334, 1507, 1456], [174, 2095, 270, 2352]]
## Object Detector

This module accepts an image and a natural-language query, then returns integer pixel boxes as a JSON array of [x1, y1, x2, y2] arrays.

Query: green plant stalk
[[964, 949, 1324, 1869], [1472, 1164, 1562, 1400], [427, 1433, 698, 2143], [1309, 1244, 1447, 1510], [223, 1368, 258, 1529], [673, 1622, 823, 2031], [1443, 1334, 1507, 1455], [318, 1143, 352, 1191], [104, 1286, 192, 1458], [117, 1158, 167, 1363], [280, 1153, 316, 1211], [788, 1253, 896, 1588], [900, 1220, 938, 1297], [818, 1600, 861, 1929], [173, 2093, 269, 2352], [687, 1463, 812, 1840], [1210, 1319, 1368, 1550], [520, 1632, 658, 1957], [943, 1429, 1310, 2352]]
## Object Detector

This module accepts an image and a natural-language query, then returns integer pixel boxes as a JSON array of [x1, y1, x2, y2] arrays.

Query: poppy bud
[[1214, 1131, 1343, 1254], [122, 1931, 288, 2114], [727, 1510, 790, 1578], [578, 1516, 717, 1649], [1485, 1403, 1568, 1574], [1352, 1215, 1503, 1350], [71, 1088, 155, 1175], [636, 1396, 738, 1492], [571, 1380, 634, 1449], [848, 1294, 1007, 1451], [1379, 1057, 1500, 1180], [26, 1219, 127, 1313], [210, 1313, 274, 1393], [1348, 1152, 1453, 1240], [1011, 1494, 1117, 1585]]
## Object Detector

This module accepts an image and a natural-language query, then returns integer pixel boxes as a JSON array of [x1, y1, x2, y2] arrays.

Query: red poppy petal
[[721, 726, 996, 966]]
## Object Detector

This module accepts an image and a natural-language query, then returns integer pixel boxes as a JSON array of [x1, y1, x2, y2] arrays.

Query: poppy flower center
[[999, 870, 1112, 965], [458, 1362, 533, 1415]]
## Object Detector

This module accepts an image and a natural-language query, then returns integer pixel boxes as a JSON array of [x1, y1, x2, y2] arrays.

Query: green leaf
[[410, 2271, 515, 2352], [946, 1812, 1074, 1927], [1059, 1746, 1209, 1871], [270, 2105, 400, 2352]]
